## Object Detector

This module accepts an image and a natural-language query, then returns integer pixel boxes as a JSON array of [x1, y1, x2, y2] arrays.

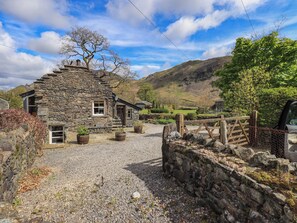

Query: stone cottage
[[20, 60, 140, 144]]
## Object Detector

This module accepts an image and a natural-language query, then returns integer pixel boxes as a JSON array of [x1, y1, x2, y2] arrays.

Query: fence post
[[176, 114, 184, 136], [220, 115, 228, 144], [249, 110, 258, 146]]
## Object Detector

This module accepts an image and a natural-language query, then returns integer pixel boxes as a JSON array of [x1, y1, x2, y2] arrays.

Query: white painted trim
[[92, 100, 105, 116]]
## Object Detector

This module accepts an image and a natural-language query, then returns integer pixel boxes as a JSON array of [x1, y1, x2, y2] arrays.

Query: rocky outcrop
[[162, 127, 297, 223]]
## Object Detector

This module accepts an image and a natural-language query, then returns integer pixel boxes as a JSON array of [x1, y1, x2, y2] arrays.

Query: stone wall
[[0, 125, 38, 202], [34, 65, 113, 132], [162, 125, 297, 223]]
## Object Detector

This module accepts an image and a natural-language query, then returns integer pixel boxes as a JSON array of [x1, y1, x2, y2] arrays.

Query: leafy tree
[[61, 26, 136, 88], [224, 67, 271, 114], [215, 32, 297, 94], [215, 32, 297, 115], [137, 83, 155, 102]]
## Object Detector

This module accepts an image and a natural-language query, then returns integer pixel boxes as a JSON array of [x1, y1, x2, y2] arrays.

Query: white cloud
[[0, 0, 70, 29], [28, 31, 63, 54], [0, 22, 54, 89], [106, 0, 266, 43], [131, 64, 161, 77], [201, 46, 231, 59]]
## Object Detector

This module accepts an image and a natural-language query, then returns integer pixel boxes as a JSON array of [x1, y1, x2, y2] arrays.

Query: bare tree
[[60, 26, 136, 88]]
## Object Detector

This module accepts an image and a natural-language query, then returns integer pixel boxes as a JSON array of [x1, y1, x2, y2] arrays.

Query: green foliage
[[133, 121, 143, 127], [185, 112, 197, 120], [259, 87, 297, 127], [0, 86, 27, 108], [151, 108, 169, 113], [77, 126, 89, 135], [155, 119, 175, 124], [137, 83, 156, 102], [224, 67, 271, 114], [215, 32, 297, 114], [216, 32, 297, 91]]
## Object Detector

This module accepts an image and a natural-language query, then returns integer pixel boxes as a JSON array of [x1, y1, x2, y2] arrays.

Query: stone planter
[[115, 132, 126, 141], [77, 134, 89, 144], [134, 126, 143, 134]]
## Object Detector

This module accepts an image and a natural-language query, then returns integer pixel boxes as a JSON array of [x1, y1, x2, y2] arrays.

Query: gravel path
[[16, 124, 213, 223]]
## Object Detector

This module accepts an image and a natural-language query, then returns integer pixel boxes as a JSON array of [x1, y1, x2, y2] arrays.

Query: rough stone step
[[53, 70, 62, 73]]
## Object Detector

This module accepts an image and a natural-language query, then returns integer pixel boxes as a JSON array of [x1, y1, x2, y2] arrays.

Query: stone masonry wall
[[34, 65, 113, 131], [162, 125, 297, 223], [0, 125, 38, 202]]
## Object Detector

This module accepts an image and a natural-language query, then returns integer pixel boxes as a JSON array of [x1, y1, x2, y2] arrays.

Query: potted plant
[[133, 121, 143, 134], [77, 126, 90, 144], [115, 128, 126, 141]]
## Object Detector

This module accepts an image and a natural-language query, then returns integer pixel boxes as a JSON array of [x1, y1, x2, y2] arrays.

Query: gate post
[[249, 110, 258, 146], [220, 115, 228, 144], [176, 114, 184, 136]]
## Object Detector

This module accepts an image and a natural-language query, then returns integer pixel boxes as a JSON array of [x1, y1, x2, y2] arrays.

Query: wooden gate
[[182, 114, 254, 146]]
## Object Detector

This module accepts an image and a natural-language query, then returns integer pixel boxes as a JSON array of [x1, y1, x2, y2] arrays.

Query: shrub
[[77, 126, 89, 135], [150, 108, 169, 113], [156, 119, 175, 124], [0, 109, 46, 149], [133, 121, 143, 127], [185, 112, 197, 120], [259, 87, 297, 127]]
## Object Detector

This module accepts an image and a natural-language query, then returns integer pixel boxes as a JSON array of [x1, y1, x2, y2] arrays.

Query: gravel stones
[[16, 124, 213, 223]]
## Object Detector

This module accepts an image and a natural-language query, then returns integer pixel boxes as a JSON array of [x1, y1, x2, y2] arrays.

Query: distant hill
[[140, 56, 231, 107]]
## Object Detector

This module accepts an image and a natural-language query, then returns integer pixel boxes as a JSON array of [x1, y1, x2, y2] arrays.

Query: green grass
[[139, 109, 196, 115]]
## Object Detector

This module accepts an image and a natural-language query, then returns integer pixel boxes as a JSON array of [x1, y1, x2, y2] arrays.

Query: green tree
[[137, 83, 155, 102], [216, 32, 297, 94], [215, 32, 297, 114], [225, 67, 271, 114]]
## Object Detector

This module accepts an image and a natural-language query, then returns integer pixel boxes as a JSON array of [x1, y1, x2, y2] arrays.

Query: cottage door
[[116, 105, 126, 126]]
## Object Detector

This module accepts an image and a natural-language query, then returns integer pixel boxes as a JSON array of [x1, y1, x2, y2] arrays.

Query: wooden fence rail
[[176, 111, 258, 147]]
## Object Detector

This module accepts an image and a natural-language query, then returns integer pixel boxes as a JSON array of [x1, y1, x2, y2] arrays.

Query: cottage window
[[24, 95, 37, 116], [93, 101, 105, 116], [49, 126, 64, 144], [127, 109, 132, 119]]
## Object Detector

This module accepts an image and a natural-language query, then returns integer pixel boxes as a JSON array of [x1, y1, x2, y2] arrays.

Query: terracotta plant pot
[[115, 132, 126, 141], [77, 134, 89, 144], [134, 126, 143, 134]]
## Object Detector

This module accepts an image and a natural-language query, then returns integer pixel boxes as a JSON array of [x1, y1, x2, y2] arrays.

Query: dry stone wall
[[0, 125, 38, 202], [162, 125, 297, 223]]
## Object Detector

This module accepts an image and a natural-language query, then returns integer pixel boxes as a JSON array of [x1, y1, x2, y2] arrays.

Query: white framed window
[[93, 101, 105, 116], [127, 109, 132, 119], [49, 126, 64, 144]]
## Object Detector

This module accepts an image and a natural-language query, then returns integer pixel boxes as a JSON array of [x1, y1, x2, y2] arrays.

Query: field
[[139, 109, 196, 115]]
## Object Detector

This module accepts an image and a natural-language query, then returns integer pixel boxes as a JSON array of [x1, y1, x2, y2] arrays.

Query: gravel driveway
[[17, 124, 213, 223]]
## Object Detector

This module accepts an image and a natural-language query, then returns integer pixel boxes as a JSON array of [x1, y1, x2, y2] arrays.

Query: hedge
[[150, 108, 169, 113], [259, 87, 297, 127]]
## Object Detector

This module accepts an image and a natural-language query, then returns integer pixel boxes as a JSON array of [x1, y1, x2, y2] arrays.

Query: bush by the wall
[[139, 114, 175, 120], [259, 87, 297, 127], [150, 108, 169, 113], [0, 109, 47, 149], [185, 112, 197, 120], [155, 119, 175, 124]]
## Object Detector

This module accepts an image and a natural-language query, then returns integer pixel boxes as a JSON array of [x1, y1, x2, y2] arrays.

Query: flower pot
[[115, 132, 126, 141], [77, 134, 89, 144], [134, 126, 143, 134]]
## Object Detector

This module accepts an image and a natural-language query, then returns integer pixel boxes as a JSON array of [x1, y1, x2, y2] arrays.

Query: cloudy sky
[[0, 0, 297, 89]]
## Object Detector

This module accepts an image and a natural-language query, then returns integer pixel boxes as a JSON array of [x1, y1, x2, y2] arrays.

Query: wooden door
[[116, 105, 126, 126]]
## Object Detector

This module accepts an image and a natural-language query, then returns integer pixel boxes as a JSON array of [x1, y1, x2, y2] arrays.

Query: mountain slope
[[141, 56, 231, 107]]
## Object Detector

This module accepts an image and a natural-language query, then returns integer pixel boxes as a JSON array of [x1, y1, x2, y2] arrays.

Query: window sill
[[92, 115, 108, 118]]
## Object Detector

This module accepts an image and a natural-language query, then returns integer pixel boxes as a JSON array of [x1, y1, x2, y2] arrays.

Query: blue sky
[[0, 0, 297, 89]]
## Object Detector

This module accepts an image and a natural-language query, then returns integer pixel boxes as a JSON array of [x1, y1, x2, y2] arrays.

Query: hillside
[[140, 56, 231, 107]]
